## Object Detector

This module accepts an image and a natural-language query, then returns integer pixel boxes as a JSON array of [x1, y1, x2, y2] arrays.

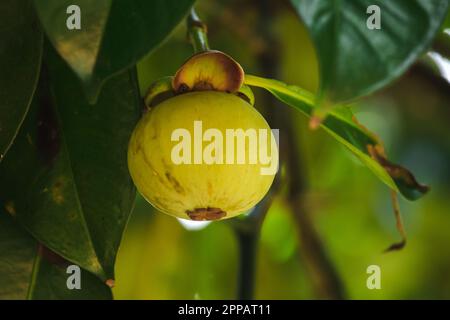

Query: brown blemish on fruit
[[151, 197, 165, 208], [186, 207, 226, 221], [136, 143, 166, 186], [207, 181, 213, 196], [165, 172, 185, 195]]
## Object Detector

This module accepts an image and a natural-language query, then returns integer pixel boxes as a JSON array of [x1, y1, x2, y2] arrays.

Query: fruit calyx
[[144, 51, 253, 108], [172, 50, 244, 94]]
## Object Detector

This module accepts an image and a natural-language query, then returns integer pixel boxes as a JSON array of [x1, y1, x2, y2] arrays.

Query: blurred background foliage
[[112, 0, 450, 299]]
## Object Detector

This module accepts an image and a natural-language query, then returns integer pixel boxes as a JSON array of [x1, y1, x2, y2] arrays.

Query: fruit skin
[[128, 91, 277, 220]]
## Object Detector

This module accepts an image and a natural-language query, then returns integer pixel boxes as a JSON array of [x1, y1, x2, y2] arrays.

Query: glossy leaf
[[29, 246, 113, 300], [245, 75, 429, 200], [0, 212, 112, 299], [0, 0, 43, 162], [291, 0, 449, 104], [0, 46, 141, 282], [34, 0, 195, 102]]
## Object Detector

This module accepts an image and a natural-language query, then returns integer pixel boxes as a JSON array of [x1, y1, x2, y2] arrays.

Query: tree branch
[[232, 184, 279, 300], [253, 0, 346, 299]]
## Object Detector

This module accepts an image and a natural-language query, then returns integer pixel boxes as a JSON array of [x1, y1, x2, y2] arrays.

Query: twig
[[383, 191, 407, 252]]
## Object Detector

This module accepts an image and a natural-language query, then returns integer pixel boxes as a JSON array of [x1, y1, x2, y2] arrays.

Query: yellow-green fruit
[[128, 91, 277, 221]]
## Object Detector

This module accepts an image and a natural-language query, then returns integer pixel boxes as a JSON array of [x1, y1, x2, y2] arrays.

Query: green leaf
[[291, 0, 449, 104], [0, 211, 36, 299], [28, 246, 113, 300], [0, 0, 43, 162], [34, 0, 195, 102], [0, 212, 112, 299], [0, 46, 141, 282], [245, 75, 429, 200], [441, 7, 450, 30]]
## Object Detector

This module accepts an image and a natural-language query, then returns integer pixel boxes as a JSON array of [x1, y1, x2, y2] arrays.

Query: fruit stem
[[233, 190, 276, 300], [187, 8, 210, 53], [235, 229, 258, 300]]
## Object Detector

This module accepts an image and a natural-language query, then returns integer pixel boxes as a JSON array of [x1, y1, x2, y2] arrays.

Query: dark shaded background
[[113, 0, 450, 299]]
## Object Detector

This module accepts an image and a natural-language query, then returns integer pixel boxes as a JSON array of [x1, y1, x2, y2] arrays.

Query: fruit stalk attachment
[[187, 8, 210, 53]]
